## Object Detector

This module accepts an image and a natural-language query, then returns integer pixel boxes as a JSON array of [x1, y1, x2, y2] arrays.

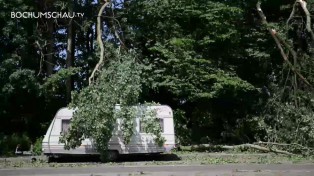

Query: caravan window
[[140, 118, 164, 133], [61, 119, 71, 133], [139, 120, 145, 133], [158, 118, 164, 132]]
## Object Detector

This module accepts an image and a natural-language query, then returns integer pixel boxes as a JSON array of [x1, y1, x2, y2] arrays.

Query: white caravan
[[42, 105, 176, 161]]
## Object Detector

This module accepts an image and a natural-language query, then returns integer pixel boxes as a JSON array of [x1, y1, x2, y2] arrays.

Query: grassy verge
[[0, 151, 313, 169], [173, 151, 314, 164]]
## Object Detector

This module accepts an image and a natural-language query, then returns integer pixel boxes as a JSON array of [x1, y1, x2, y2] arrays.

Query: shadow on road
[[117, 153, 181, 162], [49, 154, 181, 163]]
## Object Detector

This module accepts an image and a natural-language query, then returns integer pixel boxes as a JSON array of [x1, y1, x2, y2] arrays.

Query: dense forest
[[0, 0, 313, 156]]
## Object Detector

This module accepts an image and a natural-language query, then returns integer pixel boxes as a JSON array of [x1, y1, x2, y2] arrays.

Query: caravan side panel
[[42, 105, 176, 156], [42, 108, 98, 155]]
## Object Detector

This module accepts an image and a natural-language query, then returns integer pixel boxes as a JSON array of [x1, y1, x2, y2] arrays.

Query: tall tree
[[66, 0, 75, 103]]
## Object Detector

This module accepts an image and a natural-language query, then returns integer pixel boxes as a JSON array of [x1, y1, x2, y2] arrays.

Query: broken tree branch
[[287, 1, 298, 25], [110, 5, 127, 50], [254, 141, 314, 151], [256, 1, 312, 87], [275, 32, 297, 59], [35, 41, 45, 76], [297, 0, 314, 40], [287, 0, 314, 40], [89, 1, 111, 85], [221, 144, 294, 155], [183, 143, 295, 155]]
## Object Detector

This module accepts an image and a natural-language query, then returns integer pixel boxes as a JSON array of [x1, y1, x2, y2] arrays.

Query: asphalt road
[[1, 164, 314, 176]]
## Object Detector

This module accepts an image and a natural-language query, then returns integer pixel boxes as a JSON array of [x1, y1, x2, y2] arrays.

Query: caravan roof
[[54, 105, 172, 119]]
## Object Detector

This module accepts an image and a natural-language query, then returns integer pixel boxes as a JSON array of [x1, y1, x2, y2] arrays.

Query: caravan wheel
[[106, 150, 119, 162], [46, 155, 54, 163]]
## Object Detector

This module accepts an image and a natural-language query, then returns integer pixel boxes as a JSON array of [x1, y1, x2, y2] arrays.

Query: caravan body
[[42, 105, 175, 157]]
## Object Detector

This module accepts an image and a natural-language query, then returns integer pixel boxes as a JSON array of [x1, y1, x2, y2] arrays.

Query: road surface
[[1, 164, 314, 176]]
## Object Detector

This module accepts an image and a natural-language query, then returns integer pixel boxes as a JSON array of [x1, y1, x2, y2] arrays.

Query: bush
[[33, 136, 43, 155], [0, 133, 31, 156], [0, 133, 6, 155], [10, 133, 31, 151]]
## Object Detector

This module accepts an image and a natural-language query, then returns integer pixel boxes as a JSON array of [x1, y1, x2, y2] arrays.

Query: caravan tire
[[46, 155, 54, 163], [106, 150, 119, 162]]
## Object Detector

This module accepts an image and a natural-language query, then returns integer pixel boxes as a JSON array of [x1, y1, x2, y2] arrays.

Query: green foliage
[[0, 133, 31, 156], [3, 69, 40, 95], [139, 105, 166, 146], [42, 67, 81, 96], [0, 62, 42, 140], [1, 0, 313, 156], [0, 0, 74, 142], [253, 1, 314, 155], [173, 109, 192, 145], [33, 136, 44, 156], [60, 45, 164, 161], [114, 106, 138, 144], [258, 89, 314, 154], [126, 0, 261, 144]]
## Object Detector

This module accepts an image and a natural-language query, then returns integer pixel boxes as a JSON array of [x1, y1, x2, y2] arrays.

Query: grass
[[0, 151, 313, 169]]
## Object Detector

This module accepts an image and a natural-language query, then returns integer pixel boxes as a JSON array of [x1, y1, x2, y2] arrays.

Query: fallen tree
[[178, 141, 314, 156], [220, 144, 294, 155], [253, 141, 314, 151]]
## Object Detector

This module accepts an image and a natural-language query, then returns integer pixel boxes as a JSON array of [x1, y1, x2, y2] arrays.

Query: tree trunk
[[66, 0, 75, 103], [88, 1, 110, 85], [92, 24, 95, 52], [46, 19, 54, 76]]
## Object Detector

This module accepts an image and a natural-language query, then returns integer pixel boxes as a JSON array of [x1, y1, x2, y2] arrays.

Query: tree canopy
[[0, 0, 313, 156]]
